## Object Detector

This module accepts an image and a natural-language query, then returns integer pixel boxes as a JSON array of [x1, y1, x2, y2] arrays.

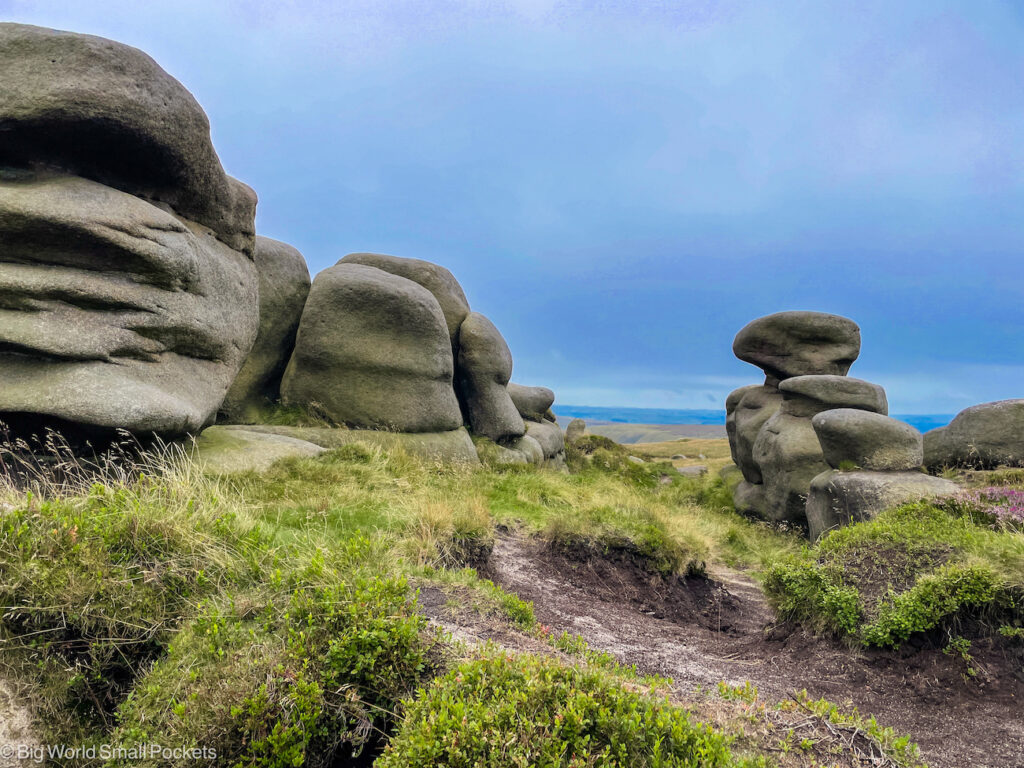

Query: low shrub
[[378, 650, 740, 768]]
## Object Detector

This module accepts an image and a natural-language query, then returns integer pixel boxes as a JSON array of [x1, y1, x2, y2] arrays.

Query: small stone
[[628, 455, 645, 464], [677, 465, 708, 477]]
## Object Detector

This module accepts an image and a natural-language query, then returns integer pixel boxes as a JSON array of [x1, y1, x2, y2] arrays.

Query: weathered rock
[[677, 465, 708, 477], [0, 23, 256, 254], [192, 426, 325, 474], [924, 400, 1024, 470], [718, 463, 743, 491], [526, 420, 567, 469], [0, 170, 258, 439], [731, 384, 784, 483], [565, 418, 587, 443], [281, 264, 462, 432], [733, 480, 768, 518], [339, 253, 469, 342], [0, 25, 260, 440], [733, 311, 860, 381], [456, 313, 526, 441], [752, 377, 888, 525], [482, 434, 545, 466], [508, 383, 556, 422], [228, 424, 480, 464], [812, 409, 923, 471], [220, 237, 310, 424], [778, 375, 888, 415], [726, 383, 761, 465], [628, 455, 645, 464], [806, 470, 958, 541]]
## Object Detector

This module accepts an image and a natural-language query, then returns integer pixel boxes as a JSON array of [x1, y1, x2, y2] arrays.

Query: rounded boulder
[[812, 409, 923, 471], [733, 311, 860, 381]]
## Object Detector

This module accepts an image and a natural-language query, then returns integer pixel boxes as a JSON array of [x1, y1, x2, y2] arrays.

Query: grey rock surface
[[192, 426, 325, 474], [733, 311, 860, 381], [565, 418, 587, 443], [508, 383, 556, 422], [281, 264, 463, 432], [733, 480, 768, 518], [778, 375, 888, 415], [806, 470, 958, 541], [726, 383, 761, 466], [220, 237, 310, 424], [677, 465, 708, 477], [731, 384, 784, 483], [456, 312, 526, 441], [526, 419, 567, 468], [339, 253, 470, 342], [812, 409, 923, 471], [924, 400, 1024, 470]]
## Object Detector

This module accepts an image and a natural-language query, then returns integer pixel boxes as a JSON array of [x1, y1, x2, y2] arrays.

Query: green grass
[[763, 501, 1024, 647]]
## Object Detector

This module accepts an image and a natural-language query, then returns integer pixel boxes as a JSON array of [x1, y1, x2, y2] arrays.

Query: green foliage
[[378, 650, 739, 768], [763, 501, 1024, 647]]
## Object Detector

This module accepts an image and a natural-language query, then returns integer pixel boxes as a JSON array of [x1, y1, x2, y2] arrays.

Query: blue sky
[[4, 0, 1023, 414]]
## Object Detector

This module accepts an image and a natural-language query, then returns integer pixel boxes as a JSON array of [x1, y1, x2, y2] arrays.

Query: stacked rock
[[806, 409, 957, 540], [924, 400, 1024, 471], [726, 311, 862, 524]]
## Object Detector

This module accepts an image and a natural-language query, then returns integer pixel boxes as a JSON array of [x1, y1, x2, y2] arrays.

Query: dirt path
[[484, 535, 1024, 768]]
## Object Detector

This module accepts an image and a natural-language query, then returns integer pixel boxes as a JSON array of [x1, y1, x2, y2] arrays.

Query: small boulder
[[507, 383, 556, 421], [565, 418, 587, 443], [924, 400, 1024, 470], [485, 434, 545, 466], [193, 426, 325, 474], [281, 264, 463, 432], [456, 313, 526, 441], [526, 419, 566, 465], [220, 237, 311, 423], [806, 470, 958, 541], [778, 375, 888, 416], [628, 455, 645, 464], [339, 253, 469, 343], [812, 409, 923, 471], [733, 311, 861, 381], [677, 465, 708, 477]]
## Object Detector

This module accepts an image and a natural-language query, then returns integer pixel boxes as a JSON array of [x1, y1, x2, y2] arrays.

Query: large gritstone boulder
[[339, 253, 470, 344], [526, 420, 567, 470], [220, 237, 310, 424], [281, 264, 463, 432], [733, 311, 861, 381], [752, 376, 887, 525], [0, 25, 259, 439], [456, 313, 526, 442], [806, 470, 958, 541], [508, 383, 556, 422], [924, 400, 1024, 470], [813, 409, 923, 471]]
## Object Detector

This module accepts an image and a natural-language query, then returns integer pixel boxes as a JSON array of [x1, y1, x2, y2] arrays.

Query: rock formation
[[281, 263, 463, 433], [219, 237, 311, 424], [924, 400, 1024, 470], [806, 409, 956, 540], [0, 23, 259, 438], [456, 313, 527, 442], [508, 383, 556, 422], [565, 418, 587, 443]]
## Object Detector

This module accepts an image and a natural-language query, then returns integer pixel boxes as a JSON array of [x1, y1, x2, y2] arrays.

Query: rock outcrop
[[220, 237, 310, 424], [0, 24, 259, 438], [281, 264, 463, 432], [924, 400, 1024, 470], [456, 313, 526, 442]]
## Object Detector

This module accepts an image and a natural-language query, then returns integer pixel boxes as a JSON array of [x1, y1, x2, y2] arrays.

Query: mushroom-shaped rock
[[220, 237, 311, 424], [339, 253, 470, 343], [752, 376, 888, 525], [508, 383, 556, 422], [565, 418, 587, 443], [281, 264, 462, 432], [456, 313, 526, 441], [806, 470, 958, 541], [730, 384, 784, 484], [733, 311, 860, 381], [812, 409, 923, 471], [0, 24, 259, 439], [923, 400, 1024, 470]]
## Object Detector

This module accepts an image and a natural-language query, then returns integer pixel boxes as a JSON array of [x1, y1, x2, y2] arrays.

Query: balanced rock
[[730, 384, 783, 483], [0, 25, 259, 438], [733, 311, 860, 381], [565, 418, 587, 443], [220, 237, 310, 424], [812, 409, 922, 471], [508, 383, 556, 422], [924, 400, 1024, 470], [806, 470, 958, 541], [752, 376, 887, 525], [456, 313, 526, 441], [339, 253, 469, 343], [281, 264, 462, 432]]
